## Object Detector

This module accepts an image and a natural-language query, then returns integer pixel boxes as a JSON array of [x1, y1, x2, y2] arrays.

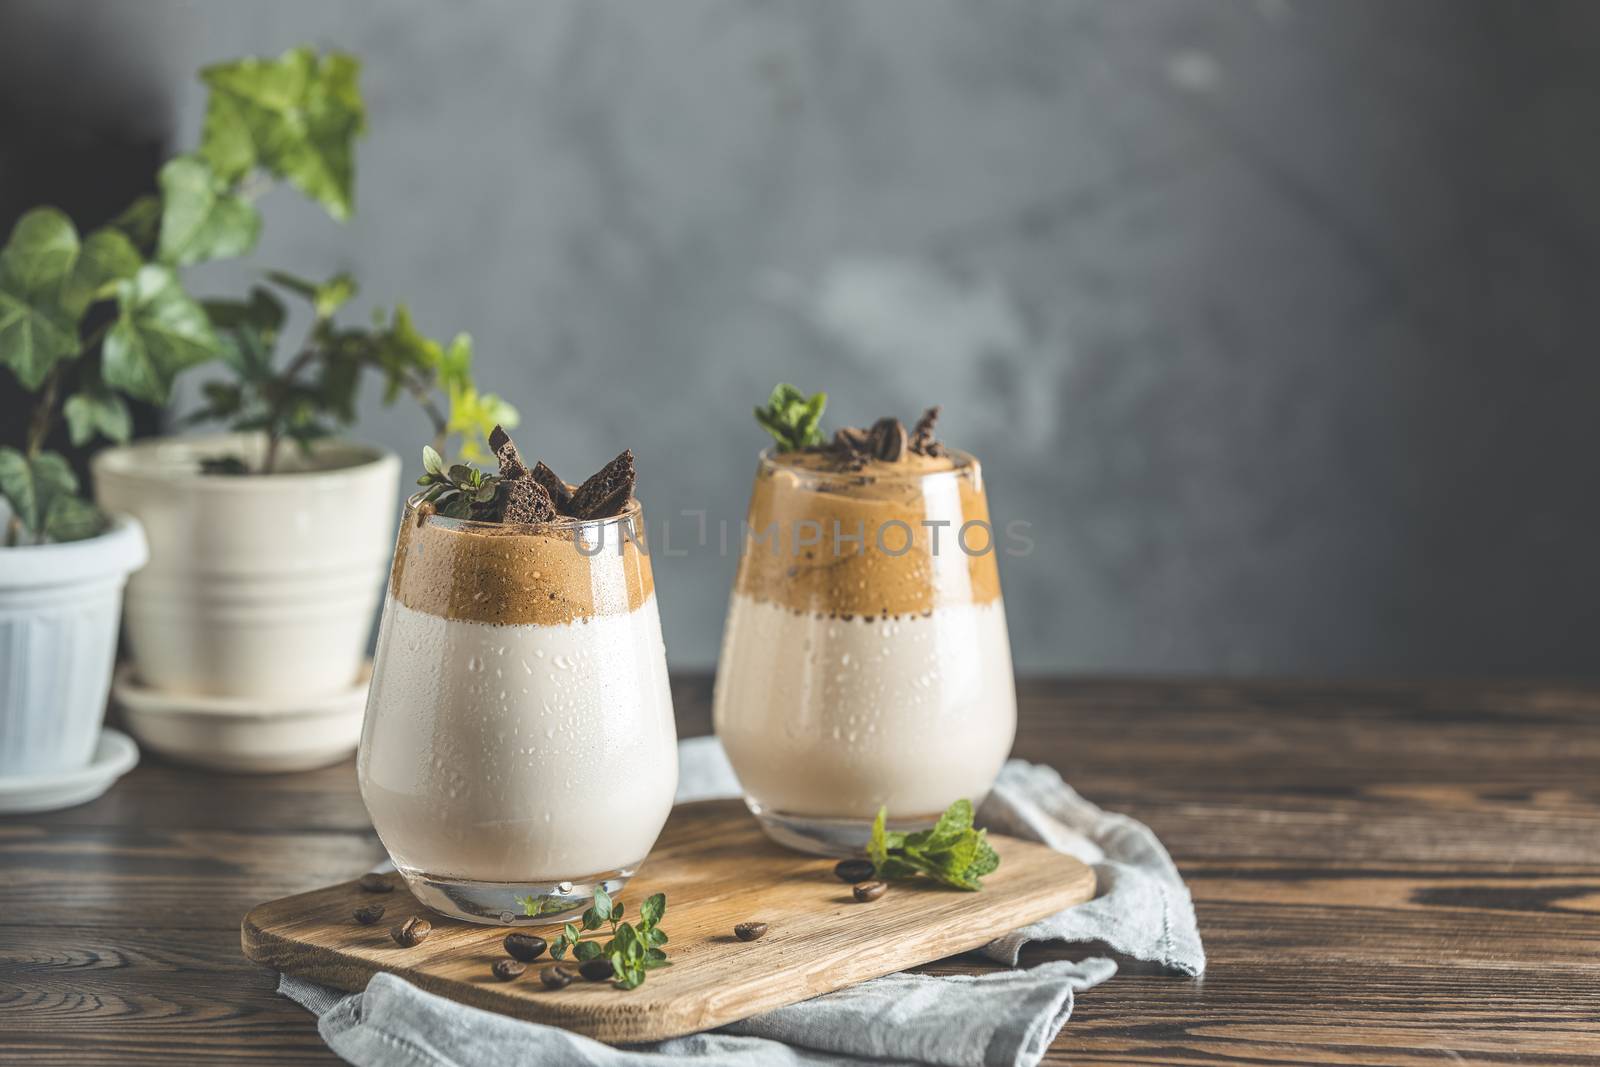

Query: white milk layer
[[713, 594, 1016, 819], [358, 595, 677, 882]]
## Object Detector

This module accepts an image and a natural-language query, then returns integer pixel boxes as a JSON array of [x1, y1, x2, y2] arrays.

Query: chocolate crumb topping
[[833, 426, 870, 453], [532, 461, 575, 514], [568, 449, 637, 519], [909, 406, 945, 457], [803, 405, 946, 470], [475, 428, 636, 523]]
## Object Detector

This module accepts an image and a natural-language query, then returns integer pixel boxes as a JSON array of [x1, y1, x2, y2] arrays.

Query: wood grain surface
[[241, 799, 1095, 1042], [2, 676, 1599, 1064]]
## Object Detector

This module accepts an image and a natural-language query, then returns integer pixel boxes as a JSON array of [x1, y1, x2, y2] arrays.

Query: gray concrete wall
[[4, 0, 1600, 674]]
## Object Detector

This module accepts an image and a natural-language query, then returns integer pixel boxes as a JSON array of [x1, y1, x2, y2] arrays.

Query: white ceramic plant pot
[[0, 514, 148, 777], [93, 433, 401, 702]]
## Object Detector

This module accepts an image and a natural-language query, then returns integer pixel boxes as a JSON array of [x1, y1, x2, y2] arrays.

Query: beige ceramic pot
[[93, 434, 400, 704]]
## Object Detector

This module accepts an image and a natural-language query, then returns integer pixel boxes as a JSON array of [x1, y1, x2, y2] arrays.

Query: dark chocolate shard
[[489, 425, 529, 480], [501, 477, 557, 524], [869, 417, 907, 462], [909, 406, 943, 456], [531, 461, 575, 515], [568, 449, 636, 519]]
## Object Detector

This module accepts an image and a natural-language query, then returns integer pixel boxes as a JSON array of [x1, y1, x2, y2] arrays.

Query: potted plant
[[0, 201, 154, 799], [1, 46, 514, 771]]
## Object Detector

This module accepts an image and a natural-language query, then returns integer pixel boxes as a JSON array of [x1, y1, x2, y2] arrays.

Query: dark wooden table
[[3, 677, 1598, 1064]]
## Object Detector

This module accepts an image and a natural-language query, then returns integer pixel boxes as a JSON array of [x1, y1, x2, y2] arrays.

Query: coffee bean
[[834, 859, 875, 883], [578, 958, 614, 981], [853, 880, 887, 902], [734, 922, 768, 942], [503, 933, 548, 962], [540, 966, 575, 989], [353, 904, 386, 925], [491, 959, 526, 982], [358, 873, 394, 893], [391, 916, 432, 947]]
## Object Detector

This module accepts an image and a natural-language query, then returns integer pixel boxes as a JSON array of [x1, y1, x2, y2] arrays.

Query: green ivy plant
[[0, 46, 515, 546]]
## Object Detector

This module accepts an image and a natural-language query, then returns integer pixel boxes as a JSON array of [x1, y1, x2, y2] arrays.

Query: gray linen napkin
[[278, 737, 1203, 1067]]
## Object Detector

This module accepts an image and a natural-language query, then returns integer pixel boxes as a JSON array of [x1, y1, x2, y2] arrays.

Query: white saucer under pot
[[112, 663, 371, 773], [0, 513, 148, 782], [0, 728, 139, 814]]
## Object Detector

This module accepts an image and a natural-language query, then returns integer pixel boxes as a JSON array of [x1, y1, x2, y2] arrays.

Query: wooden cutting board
[[241, 798, 1095, 1043]]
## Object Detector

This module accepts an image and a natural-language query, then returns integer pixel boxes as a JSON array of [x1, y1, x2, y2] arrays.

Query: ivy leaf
[[0, 208, 78, 301], [0, 288, 78, 390], [110, 195, 163, 253], [44, 493, 105, 542], [0, 448, 82, 539], [0, 209, 85, 388], [197, 89, 256, 182], [64, 387, 133, 447], [156, 155, 261, 266], [104, 265, 221, 403], [63, 229, 142, 318], [199, 46, 366, 220]]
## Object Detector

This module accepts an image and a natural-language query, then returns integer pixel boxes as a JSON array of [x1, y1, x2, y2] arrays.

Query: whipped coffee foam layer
[[358, 594, 677, 881], [713, 592, 1016, 819], [735, 449, 1000, 619], [390, 500, 653, 627]]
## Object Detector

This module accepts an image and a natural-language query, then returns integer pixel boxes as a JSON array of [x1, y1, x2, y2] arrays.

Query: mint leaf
[[592, 886, 614, 923], [156, 155, 261, 266], [421, 445, 445, 478], [104, 266, 220, 403], [638, 892, 665, 930], [868, 799, 1000, 891], [754, 382, 827, 452], [572, 940, 602, 962]]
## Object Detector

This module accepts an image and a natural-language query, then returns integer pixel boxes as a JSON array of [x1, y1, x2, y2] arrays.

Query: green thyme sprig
[[414, 445, 499, 518], [868, 799, 1000, 891], [754, 383, 827, 452], [517, 887, 669, 990]]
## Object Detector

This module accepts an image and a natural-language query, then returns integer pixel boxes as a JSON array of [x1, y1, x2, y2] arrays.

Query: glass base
[[396, 864, 638, 926], [746, 799, 941, 857]]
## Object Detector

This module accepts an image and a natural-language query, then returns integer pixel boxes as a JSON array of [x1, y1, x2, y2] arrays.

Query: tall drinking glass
[[713, 449, 1016, 854], [359, 495, 677, 924]]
